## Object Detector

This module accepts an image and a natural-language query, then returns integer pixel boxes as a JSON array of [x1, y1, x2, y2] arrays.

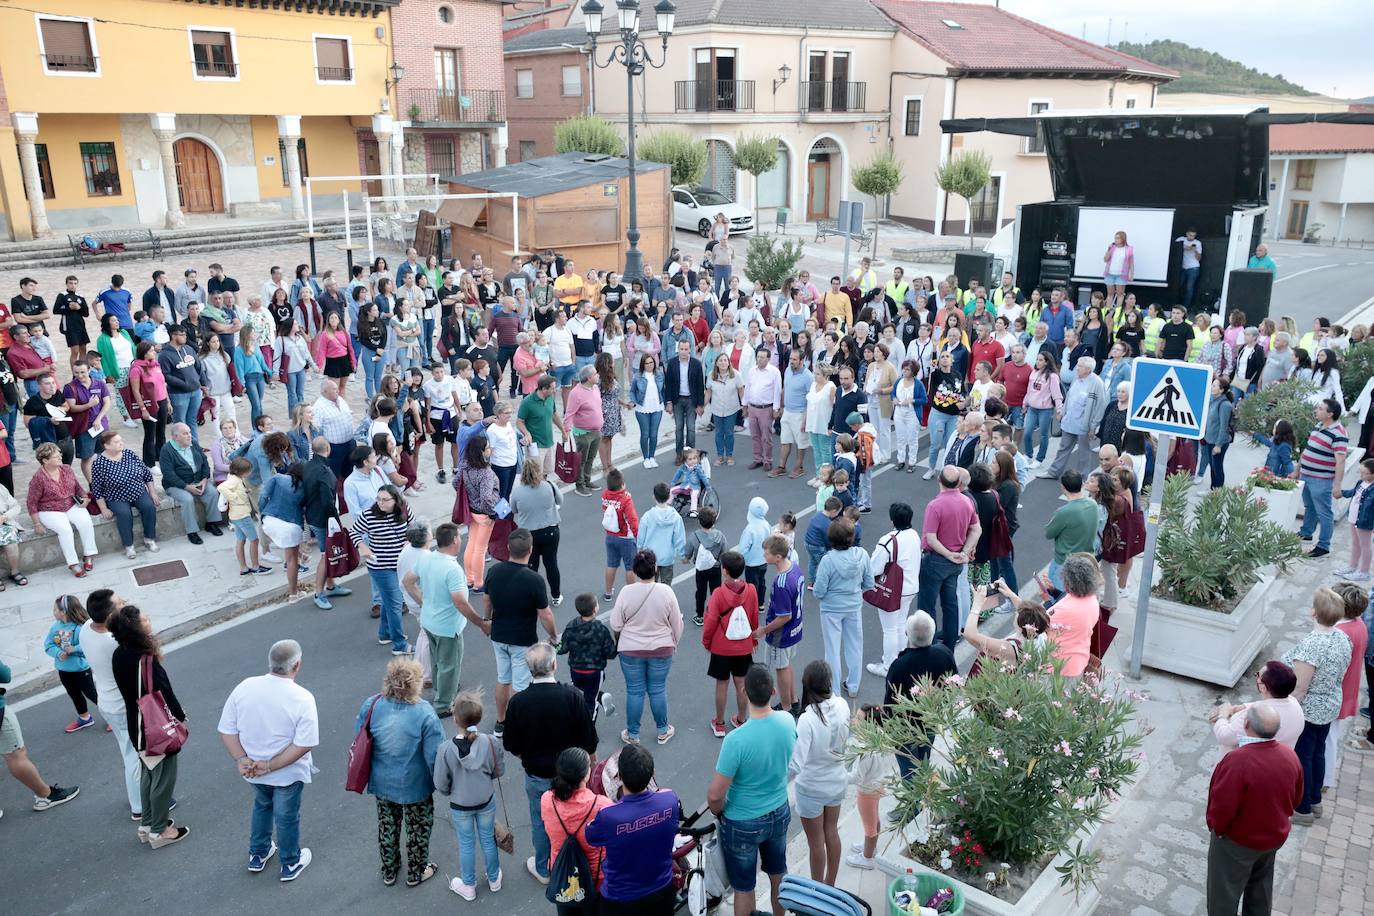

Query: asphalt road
[[1, 437, 1061, 916], [1251, 239, 1374, 329]]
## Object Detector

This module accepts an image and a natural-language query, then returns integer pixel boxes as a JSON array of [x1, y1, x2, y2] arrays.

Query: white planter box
[[1133, 572, 1275, 687], [1252, 483, 1304, 532]]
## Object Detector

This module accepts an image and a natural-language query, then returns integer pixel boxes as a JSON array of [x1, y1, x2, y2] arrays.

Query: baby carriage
[[672, 804, 726, 915], [776, 874, 872, 915], [670, 450, 721, 519]]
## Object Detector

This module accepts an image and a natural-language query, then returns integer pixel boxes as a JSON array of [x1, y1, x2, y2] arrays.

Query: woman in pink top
[[610, 548, 684, 745], [1102, 230, 1134, 310], [1047, 555, 1101, 680], [126, 340, 170, 467], [311, 310, 356, 398], [1328, 582, 1370, 786], [1210, 660, 1305, 749], [541, 747, 612, 906]]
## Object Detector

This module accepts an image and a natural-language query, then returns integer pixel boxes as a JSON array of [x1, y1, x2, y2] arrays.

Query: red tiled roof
[[873, 0, 1175, 80], [1270, 123, 1374, 154]]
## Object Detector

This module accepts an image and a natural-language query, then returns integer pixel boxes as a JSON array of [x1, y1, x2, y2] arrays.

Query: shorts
[[764, 642, 797, 670], [605, 534, 636, 570], [0, 709, 23, 755], [779, 410, 806, 447], [552, 364, 577, 388], [1006, 405, 1025, 429], [262, 516, 304, 549], [493, 641, 532, 690], [308, 524, 330, 548], [1103, 273, 1126, 285], [793, 784, 846, 819], [430, 425, 456, 445], [74, 431, 100, 460], [707, 652, 753, 681], [230, 517, 258, 542], [719, 802, 791, 893]]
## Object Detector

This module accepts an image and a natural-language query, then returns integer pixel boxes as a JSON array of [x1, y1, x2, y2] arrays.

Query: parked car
[[672, 186, 753, 237]]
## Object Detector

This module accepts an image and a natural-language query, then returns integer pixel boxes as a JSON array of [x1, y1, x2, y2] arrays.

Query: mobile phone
[[985, 584, 998, 597]]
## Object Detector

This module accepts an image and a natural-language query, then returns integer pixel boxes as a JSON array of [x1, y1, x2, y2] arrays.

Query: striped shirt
[[1299, 422, 1348, 480], [349, 508, 415, 570]]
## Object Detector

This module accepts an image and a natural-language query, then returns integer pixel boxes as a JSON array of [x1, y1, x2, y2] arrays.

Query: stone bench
[[19, 497, 205, 572]]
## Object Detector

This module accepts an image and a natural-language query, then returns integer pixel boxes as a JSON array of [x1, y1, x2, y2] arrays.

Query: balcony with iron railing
[[800, 81, 867, 114], [194, 59, 238, 78], [316, 66, 354, 82], [43, 53, 98, 72], [402, 88, 507, 125], [673, 79, 756, 114]]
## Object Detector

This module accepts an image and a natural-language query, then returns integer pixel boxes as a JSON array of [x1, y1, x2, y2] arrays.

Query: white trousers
[[38, 508, 98, 566], [892, 408, 921, 464], [100, 705, 142, 813], [879, 594, 916, 667]]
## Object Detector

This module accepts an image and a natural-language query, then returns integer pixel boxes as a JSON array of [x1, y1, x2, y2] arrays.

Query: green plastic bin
[[888, 873, 965, 916]]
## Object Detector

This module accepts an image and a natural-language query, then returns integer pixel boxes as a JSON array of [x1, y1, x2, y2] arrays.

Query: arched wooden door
[[173, 138, 224, 213]]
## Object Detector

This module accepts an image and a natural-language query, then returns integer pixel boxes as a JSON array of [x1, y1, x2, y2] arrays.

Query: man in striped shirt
[[1298, 397, 1348, 558]]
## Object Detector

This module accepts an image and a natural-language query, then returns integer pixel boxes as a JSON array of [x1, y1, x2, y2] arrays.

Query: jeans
[[1181, 266, 1200, 309], [362, 350, 385, 399], [494, 463, 517, 501], [713, 265, 733, 299], [396, 345, 422, 374], [243, 373, 265, 424], [811, 431, 833, 474], [369, 567, 407, 650], [672, 399, 697, 455], [451, 796, 501, 886], [620, 654, 672, 739], [714, 411, 738, 458], [525, 775, 554, 878], [1204, 441, 1229, 488], [168, 390, 203, 442], [284, 370, 306, 415], [529, 525, 562, 600], [110, 493, 159, 547], [1294, 719, 1331, 813], [165, 483, 222, 534], [421, 318, 435, 366], [927, 410, 959, 469], [1024, 406, 1055, 461], [820, 610, 863, 694], [807, 546, 825, 585], [991, 553, 1018, 595], [1299, 475, 1336, 550], [917, 553, 964, 651], [0, 405, 15, 460], [250, 781, 304, 868], [635, 410, 663, 460], [719, 802, 790, 893]]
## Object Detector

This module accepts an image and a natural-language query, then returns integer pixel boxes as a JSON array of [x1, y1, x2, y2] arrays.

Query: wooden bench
[[813, 219, 873, 251], [68, 228, 163, 266]]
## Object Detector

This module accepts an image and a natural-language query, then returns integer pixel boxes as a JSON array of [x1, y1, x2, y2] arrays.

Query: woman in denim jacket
[[630, 355, 667, 468]]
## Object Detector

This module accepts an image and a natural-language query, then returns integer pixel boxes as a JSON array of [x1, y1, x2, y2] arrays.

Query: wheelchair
[[670, 451, 721, 520]]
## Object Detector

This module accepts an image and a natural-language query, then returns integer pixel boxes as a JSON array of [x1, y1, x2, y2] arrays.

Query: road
[[1, 439, 1062, 916], [1265, 238, 1374, 328]]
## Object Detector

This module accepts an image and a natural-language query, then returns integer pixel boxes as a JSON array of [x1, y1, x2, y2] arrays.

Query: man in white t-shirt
[[79, 589, 143, 818], [545, 310, 576, 392], [422, 362, 462, 482], [217, 639, 320, 881]]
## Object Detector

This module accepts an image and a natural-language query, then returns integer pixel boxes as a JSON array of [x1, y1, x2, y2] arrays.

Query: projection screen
[[1073, 206, 1176, 286]]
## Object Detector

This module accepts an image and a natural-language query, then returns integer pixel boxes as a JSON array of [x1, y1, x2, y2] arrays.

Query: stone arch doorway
[[173, 137, 224, 213]]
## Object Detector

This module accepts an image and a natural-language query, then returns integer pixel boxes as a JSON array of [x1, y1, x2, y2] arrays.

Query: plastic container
[[888, 874, 965, 916]]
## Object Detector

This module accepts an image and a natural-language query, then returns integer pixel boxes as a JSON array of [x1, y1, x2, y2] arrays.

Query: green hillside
[[1114, 39, 1314, 96]]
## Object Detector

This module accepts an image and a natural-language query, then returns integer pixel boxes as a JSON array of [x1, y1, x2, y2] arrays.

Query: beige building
[[1268, 123, 1374, 243]]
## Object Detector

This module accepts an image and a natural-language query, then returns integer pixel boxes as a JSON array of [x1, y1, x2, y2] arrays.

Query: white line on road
[[1337, 293, 1374, 329], [1274, 264, 1337, 283]]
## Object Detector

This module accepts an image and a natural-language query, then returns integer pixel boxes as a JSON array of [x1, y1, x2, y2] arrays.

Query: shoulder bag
[[345, 695, 380, 794], [138, 655, 188, 757], [863, 534, 905, 612], [490, 736, 516, 854]]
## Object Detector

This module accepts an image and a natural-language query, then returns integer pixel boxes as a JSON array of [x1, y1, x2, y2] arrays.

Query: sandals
[[68, 565, 87, 579], [406, 863, 437, 887], [8, 573, 27, 586]]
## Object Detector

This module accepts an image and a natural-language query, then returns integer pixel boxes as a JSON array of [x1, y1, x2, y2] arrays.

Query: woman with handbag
[[356, 657, 444, 888], [127, 340, 170, 467], [350, 485, 416, 655], [433, 688, 507, 900], [610, 548, 684, 746], [510, 461, 563, 607], [865, 502, 921, 678], [108, 604, 189, 848], [459, 435, 500, 594]]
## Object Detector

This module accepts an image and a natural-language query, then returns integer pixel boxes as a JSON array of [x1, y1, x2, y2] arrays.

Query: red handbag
[[137, 656, 188, 756], [451, 471, 471, 525], [325, 518, 360, 579], [555, 442, 581, 484], [863, 533, 905, 612], [345, 695, 380, 794]]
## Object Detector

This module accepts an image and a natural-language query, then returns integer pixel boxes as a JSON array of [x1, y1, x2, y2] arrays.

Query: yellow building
[[0, 0, 403, 241]]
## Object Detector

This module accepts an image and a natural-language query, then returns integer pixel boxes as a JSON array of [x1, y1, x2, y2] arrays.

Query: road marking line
[[1336, 294, 1374, 329], [1274, 264, 1336, 283]]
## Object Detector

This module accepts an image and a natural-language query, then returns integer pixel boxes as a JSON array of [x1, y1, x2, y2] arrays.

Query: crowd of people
[[4, 236, 1373, 915]]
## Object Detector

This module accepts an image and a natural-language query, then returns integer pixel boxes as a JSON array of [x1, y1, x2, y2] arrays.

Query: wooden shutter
[[191, 30, 233, 73], [40, 19, 94, 68], [315, 37, 348, 72]]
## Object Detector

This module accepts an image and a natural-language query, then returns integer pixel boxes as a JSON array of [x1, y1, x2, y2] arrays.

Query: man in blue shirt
[[96, 274, 134, 331], [585, 745, 680, 913], [777, 348, 813, 479], [402, 522, 485, 717], [1041, 287, 1075, 347]]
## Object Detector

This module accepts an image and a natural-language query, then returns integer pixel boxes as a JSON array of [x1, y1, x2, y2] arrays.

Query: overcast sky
[[1001, 0, 1374, 99]]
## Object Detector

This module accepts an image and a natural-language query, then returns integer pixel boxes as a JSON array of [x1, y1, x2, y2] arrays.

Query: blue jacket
[[1342, 481, 1374, 531], [1254, 434, 1295, 478], [637, 504, 687, 565], [804, 511, 835, 555], [671, 463, 708, 490], [736, 497, 771, 567], [260, 473, 305, 526], [44, 621, 89, 673], [287, 425, 319, 463], [630, 368, 666, 409], [355, 695, 445, 804], [813, 546, 875, 616]]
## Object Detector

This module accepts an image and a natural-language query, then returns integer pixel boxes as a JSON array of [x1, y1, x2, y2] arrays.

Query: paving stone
[[1121, 866, 1168, 901], [1168, 851, 1207, 885], [1163, 883, 1204, 916]]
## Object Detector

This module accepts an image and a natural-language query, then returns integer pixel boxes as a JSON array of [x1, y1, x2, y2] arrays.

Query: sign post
[[1124, 357, 1213, 678], [837, 199, 864, 286]]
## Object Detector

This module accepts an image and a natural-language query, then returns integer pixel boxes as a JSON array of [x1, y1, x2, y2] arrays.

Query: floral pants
[[377, 797, 435, 884]]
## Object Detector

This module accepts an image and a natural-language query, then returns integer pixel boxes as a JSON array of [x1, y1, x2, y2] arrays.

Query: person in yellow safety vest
[[991, 271, 1022, 310], [882, 266, 911, 310], [849, 257, 879, 295], [1142, 303, 1166, 356], [1188, 312, 1213, 362], [1023, 288, 1045, 327]]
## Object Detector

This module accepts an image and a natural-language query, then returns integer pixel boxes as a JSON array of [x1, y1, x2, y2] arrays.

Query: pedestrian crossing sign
[[1127, 357, 1213, 439]]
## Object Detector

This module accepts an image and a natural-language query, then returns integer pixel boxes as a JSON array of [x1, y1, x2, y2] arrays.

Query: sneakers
[[552, 594, 564, 607], [845, 851, 876, 870], [657, 725, 676, 744], [324, 585, 353, 597], [437, 469, 447, 484], [1334, 567, 1357, 578], [32, 785, 79, 811], [1291, 811, 1315, 826], [391, 644, 413, 656], [1307, 547, 1331, 559], [64, 716, 95, 734], [280, 848, 312, 881], [865, 662, 889, 677], [602, 592, 615, 602], [145, 540, 159, 553], [312, 593, 333, 610], [1311, 802, 1324, 818], [526, 855, 550, 885], [922, 469, 936, 480], [694, 613, 705, 627], [1348, 572, 1372, 582], [493, 720, 505, 738], [248, 842, 278, 873], [710, 719, 727, 738], [261, 550, 283, 564], [488, 869, 503, 892], [449, 877, 477, 900], [597, 692, 616, 716], [125, 546, 138, 560], [620, 729, 640, 745]]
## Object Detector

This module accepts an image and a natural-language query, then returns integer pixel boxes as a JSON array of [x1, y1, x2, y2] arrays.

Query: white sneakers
[[526, 855, 549, 885], [922, 469, 936, 480], [845, 851, 876, 870], [642, 457, 659, 469], [865, 662, 889, 677], [449, 878, 476, 901]]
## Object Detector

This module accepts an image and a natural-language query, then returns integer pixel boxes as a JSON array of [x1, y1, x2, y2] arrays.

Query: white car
[[672, 186, 753, 237]]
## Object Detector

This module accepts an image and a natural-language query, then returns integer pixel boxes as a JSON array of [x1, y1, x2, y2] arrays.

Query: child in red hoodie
[[703, 549, 758, 737]]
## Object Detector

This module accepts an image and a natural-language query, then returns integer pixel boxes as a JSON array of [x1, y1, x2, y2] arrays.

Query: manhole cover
[[131, 560, 190, 588]]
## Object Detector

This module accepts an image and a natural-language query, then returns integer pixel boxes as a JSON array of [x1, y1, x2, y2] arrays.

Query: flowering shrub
[[850, 638, 1144, 897], [1246, 467, 1299, 491]]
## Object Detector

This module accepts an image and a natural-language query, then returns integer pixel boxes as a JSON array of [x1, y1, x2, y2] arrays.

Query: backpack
[[601, 498, 621, 533], [545, 805, 599, 906], [854, 430, 875, 471], [693, 531, 720, 571], [723, 602, 752, 641]]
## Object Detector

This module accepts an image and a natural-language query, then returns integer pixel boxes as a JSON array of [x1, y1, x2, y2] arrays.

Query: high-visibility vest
[[992, 286, 1020, 307], [1143, 316, 1165, 355]]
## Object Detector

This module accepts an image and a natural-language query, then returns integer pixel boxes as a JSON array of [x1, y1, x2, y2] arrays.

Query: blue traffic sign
[[1126, 357, 1213, 439]]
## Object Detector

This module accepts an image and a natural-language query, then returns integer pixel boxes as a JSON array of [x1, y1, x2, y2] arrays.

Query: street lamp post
[[581, 0, 675, 287]]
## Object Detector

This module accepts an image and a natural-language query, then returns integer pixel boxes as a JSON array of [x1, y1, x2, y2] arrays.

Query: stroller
[[776, 874, 872, 916], [672, 804, 726, 915]]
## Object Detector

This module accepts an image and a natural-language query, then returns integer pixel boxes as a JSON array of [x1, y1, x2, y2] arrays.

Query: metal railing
[[194, 59, 238, 78], [402, 88, 507, 124], [800, 80, 867, 113], [674, 79, 756, 113], [316, 66, 353, 82], [43, 53, 97, 71]]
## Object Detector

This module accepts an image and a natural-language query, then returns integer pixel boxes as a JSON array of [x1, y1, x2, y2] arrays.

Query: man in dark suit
[[301, 436, 353, 610], [664, 338, 705, 464], [142, 270, 176, 320]]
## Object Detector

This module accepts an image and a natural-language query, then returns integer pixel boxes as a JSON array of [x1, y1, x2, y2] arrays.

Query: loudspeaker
[[954, 251, 995, 289], [1040, 257, 1071, 288], [1225, 268, 1273, 327]]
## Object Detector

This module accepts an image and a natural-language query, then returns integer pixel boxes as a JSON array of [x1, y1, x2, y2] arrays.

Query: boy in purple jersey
[[757, 535, 805, 717]]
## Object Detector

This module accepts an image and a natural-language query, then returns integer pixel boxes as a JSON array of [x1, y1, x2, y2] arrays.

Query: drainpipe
[[934, 75, 959, 236], [587, 50, 596, 114]]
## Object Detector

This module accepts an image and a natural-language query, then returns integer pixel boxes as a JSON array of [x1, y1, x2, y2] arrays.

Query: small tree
[[553, 115, 625, 157], [637, 130, 707, 188], [1234, 376, 1319, 451], [850, 148, 905, 260], [935, 150, 992, 246], [744, 234, 804, 290], [1341, 339, 1374, 406], [734, 135, 780, 231]]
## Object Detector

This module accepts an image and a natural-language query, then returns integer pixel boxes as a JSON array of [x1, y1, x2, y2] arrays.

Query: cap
[[846, 411, 863, 426]]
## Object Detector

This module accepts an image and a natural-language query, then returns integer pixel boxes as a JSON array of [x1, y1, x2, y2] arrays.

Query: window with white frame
[[1025, 100, 1051, 153], [903, 98, 922, 136], [515, 69, 534, 99], [190, 28, 236, 78], [38, 16, 98, 74], [314, 36, 352, 82], [561, 65, 581, 97]]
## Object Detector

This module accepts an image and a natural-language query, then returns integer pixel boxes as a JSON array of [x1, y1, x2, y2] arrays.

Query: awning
[[435, 197, 487, 227]]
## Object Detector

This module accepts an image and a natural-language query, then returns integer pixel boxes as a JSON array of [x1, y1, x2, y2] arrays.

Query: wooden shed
[[437, 152, 672, 276]]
